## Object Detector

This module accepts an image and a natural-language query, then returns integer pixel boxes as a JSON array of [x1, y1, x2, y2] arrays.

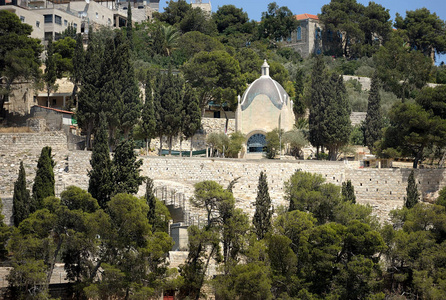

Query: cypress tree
[[182, 84, 201, 157], [308, 55, 326, 156], [405, 170, 420, 209], [77, 29, 101, 149], [126, 2, 133, 50], [112, 138, 144, 195], [253, 171, 273, 240], [324, 74, 352, 160], [44, 39, 57, 107], [364, 73, 383, 152], [13, 161, 31, 226], [293, 68, 306, 119], [145, 177, 156, 231], [72, 33, 85, 98], [31, 146, 55, 212], [341, 180, 356, 204], [88, 112, 113, 209], [120, 38, 141, 140], [163, 66, 184, 154], [141, 71, 156, 155]]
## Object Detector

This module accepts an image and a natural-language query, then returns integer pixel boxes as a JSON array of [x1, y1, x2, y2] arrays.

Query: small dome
[[240, 70, 288, 111]]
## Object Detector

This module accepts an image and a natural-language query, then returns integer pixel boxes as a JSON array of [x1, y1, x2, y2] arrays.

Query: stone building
[[235, 60, 295, 153], [285, 13, 323, 58]]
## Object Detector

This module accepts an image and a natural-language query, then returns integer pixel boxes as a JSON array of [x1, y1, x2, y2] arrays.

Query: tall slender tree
[[182, 84, 201, 157], [253, 171, 273, 240], [88, 112, 113, 208], [323, 74, 351, 160], [308, 55, 326, 157], [31, 146, 55, 212], [43, 39, 57, 107], [13, 161, 31, 226], [405, 170, 420, 209], [145, 177, 156, 231], [112, 138, 144, 196], [71, 33, 84, 100], [77, 29, 101, 149], [126, 2, 133, 50], [141, 71, 156, 155], [364, 73, 383, 152], [341, 180, 356, 204]]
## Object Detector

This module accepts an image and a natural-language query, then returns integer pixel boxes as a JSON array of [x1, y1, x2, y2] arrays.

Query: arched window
[[296, 26, 302, 41]]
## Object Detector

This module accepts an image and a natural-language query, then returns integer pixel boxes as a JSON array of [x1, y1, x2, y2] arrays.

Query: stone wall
[[2, 139, 446, 224]]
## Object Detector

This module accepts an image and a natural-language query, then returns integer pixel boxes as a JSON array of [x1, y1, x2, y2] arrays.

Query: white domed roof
[[240, 60, 289, 111]]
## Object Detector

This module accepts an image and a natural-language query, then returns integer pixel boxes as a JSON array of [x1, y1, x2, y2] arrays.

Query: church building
[[235, 60, 295, 153]]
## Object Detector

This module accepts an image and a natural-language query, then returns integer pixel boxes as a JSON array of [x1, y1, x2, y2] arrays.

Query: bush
[[226, 131, 245, 158], [265, 129, 283, 159]]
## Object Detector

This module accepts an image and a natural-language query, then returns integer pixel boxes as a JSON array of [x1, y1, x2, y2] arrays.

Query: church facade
[[235, 60, 295, 153]]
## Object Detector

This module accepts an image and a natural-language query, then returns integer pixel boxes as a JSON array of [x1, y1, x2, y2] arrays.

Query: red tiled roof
[[34, 105, 74, 114], [295, 13, 319, 20]]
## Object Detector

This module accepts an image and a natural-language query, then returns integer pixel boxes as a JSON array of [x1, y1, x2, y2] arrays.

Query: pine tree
[[13, 161, 31, 226], [31, 146, 55, 212], [253, 171, 273, 240], [44, 39, 57, 107], [141, 71, 156, 155], [145, 177, 156, 231], [405, 170, 420, 209], [112, 138, 144, 195], [308, 55, 327, 156], [341, 180, 356, 204], [88, 112, 113, 209], [364, 73, 383, 152], [182, 84, 201, 157]]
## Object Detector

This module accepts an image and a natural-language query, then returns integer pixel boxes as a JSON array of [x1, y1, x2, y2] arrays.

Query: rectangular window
[[36, 21, 40, 28], [297, 27, 302, 41], [55, 15, 62, 25], [73, 23, 77, 29], [44, 14, 53, 23], [64, 19, 68, 26], [20, 16, 25, 22]]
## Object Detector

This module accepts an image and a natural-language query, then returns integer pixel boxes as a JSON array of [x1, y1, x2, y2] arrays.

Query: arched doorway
[[247, 133, 266, 153]]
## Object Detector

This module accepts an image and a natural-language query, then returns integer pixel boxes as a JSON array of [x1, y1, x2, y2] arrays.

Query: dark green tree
[[323, 74, 351, 160], [308, 55, 326, 156], [153, 0, 191, 26], [405, 170, 420, 209], [182, 84, 202, 157], [364, 73, 383, 152], [53, 36, 76, 78], [265, 128, 283, 159], [374, 32, 432, 101], [259, 2, 298, 41], [341, 180, 356, 204], [293, 68, 306, 119], [13, 161, 31, 227], [112, 139, 144, 195], [71, 33, 84, 99], [212, 5, 250, 35], [88, 112, 113, 209], [140, 71, 156, 154], [395, 8, 446, 60], [253, 171, 273, 240], [0, 10, 42, 119], [77, 29, 101, 149], [43, 39, 58, 107], [31, 146, 54, 212], [126, 2, 133, 50], [179, 7, 217, 35], [145, 177, 156, 230]]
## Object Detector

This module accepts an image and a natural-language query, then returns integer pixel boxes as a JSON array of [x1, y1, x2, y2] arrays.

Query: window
[[315, 28, 322, 40], [296, 26, 302, 41], [55, 15, 62, 25], [44, 14, 53, 23], [36, 21, 40, 28], [64, 19, 68, 26], [20, 16, 25, 22], [287, 32, 292, 42], [73, 23, 77, 29], [96, 12, 98, 19]]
